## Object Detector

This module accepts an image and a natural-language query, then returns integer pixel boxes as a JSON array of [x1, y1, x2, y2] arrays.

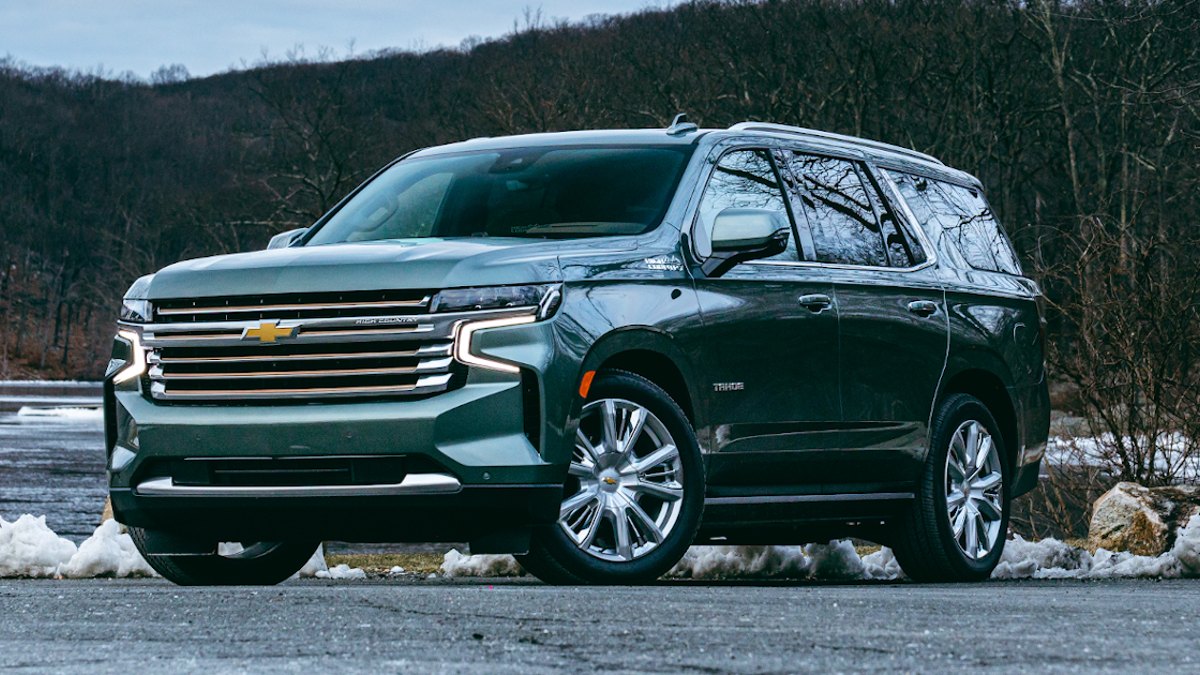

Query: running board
[[704, 492, 913, 506], [135, 473, 462, 498]]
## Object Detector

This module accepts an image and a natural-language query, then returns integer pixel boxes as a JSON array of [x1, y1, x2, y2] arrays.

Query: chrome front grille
[[141, 292, 459, 403]]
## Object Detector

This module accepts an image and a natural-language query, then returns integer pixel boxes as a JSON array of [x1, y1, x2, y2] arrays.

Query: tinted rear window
[[889, 172, 1022, 275]]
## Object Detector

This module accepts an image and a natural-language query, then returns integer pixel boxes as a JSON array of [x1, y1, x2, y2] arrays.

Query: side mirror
[[266, 227, 309, 250], [702, 208, 790, 276]]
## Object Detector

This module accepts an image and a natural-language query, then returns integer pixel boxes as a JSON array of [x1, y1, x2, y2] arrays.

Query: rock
[[1089, 482, 1200, 556], [100, 496, 113, 524]]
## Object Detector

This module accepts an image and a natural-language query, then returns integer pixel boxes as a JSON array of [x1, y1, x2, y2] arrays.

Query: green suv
[[105, 120, 1049, 585]]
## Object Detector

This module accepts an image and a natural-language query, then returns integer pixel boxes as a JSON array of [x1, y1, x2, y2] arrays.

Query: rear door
[[689, 147, 842, 492], [778, 150, 948, 493]]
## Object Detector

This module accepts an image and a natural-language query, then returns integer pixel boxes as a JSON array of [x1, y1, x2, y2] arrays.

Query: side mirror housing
[[266, 227, 309, 250], [703, 208, 790, 276]]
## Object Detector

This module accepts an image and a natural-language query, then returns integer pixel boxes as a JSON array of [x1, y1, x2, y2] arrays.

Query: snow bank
[[995, 514, 1200, 580], [16, 405, 104, 421], [0, 515, 79, 577], [0, 515, 156, 578], [437, 516, 1200, 582], [60, 519, 156, 578], [440, 549, 524, 577]]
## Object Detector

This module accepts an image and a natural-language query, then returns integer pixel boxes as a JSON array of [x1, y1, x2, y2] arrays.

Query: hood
[[147, 237, 627, 300]]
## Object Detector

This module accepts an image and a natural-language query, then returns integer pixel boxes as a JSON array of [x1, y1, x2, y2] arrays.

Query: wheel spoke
[[963, 505, 979, 557], [632, 444, 679, 474], [973, 435, 993, 476], [612, 505, 634, 560], [964, 424, 980, 469], [633, 479, 683, 502], [560, 488, 598, 519], [576, 502, 604, 548], [601, 400, 619, 453], [946, 488, 966, 510], [575, 428, 601, 463], [948, 434, 969, 482], [568, 462, 594, 478], [951, 503, 968, 537], [618, 407, 647, 459], [975, 492, 1003, 520], [622, 495, 664, 544], [971, 472, 1002, 493]]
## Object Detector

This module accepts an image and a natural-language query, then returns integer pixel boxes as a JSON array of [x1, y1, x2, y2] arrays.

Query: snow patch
[[439, 549, 523, 577], [60, 519, 156, 578], [316, 563, 367, 580], [296, 544, 328, 578], [16, 405, 103, 421]]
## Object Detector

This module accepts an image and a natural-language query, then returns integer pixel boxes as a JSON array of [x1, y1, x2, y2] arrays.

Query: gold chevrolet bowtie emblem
[[243, 320, 297, 343], [602, 476, 618, 486]]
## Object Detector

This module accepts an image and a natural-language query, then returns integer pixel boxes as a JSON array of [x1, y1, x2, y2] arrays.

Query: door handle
[[798, 294, 833, 313], [907, 300, 939, 317]]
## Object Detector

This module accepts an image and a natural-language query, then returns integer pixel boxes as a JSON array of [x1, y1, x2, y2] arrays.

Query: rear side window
[[695, 149, 796, 262], [890, 172, 1022, 275], [782, 152, 887, 267]]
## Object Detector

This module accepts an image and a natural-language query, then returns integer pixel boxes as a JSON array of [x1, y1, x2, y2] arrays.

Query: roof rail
[[728, 122, 943, 166]]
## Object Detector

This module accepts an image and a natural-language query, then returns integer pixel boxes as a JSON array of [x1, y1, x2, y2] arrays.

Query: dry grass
[[325, 552, 446, 575]]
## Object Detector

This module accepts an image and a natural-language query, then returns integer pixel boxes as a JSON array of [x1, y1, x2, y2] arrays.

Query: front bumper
[[107, 367, 566, 546]]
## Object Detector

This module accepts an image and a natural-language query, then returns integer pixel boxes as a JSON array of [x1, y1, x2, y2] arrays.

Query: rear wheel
[[892, 393, 1010, 582], [129, 528, 319, 586], [517, 370, 703, 584]]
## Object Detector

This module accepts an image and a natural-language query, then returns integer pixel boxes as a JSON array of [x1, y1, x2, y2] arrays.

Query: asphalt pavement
[[1, 577, 1197, 673]]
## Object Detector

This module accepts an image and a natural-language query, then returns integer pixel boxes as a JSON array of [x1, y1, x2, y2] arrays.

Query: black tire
[[517, 369, 704, 585], [892, 393, 1011, 582], [129, 527, 319, 586]]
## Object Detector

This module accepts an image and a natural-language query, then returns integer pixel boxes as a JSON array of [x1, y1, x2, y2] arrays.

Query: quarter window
[[890, 172, 1021, 275], [695, 149, 796, 261], [784, 153, 888, 267]]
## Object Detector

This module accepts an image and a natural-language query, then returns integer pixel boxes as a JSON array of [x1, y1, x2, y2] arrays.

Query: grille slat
[[144, 290, 459, 403]]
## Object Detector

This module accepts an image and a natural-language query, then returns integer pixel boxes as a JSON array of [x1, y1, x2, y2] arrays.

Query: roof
[[407, 122, 979, 187]]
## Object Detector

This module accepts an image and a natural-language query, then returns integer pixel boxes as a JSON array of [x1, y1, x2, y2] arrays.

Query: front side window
[[783, 152, 888, 267], [890, 172, 1021, 275], [306, 146, 691, 245], [694, 149, 796, 261]]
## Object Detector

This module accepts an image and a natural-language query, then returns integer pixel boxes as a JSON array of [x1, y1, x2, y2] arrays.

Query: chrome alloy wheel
[[945, 420, 1005, 559], [559, 398, 685, 562]]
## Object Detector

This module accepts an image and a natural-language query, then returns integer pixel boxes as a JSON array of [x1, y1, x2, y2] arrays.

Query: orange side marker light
[[578, 370, 596, 399]]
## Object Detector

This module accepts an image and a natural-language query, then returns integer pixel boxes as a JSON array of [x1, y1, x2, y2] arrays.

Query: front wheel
[[129, 527, 319, 586], [892, 393, 1010, 582], [517, 370, 704, 584]]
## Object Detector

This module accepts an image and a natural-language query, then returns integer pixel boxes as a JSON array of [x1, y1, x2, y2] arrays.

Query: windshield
[[306, 146, 692, 245]]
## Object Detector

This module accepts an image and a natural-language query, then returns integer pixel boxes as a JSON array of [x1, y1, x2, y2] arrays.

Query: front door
[[688, 147, 842, 493]]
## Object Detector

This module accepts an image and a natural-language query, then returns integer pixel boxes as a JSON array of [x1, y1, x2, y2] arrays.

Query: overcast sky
[[1, 1, 674, 79]]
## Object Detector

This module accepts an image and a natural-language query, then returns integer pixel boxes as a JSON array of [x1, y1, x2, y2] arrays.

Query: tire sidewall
[[928, 395, 1012, 579], [536, 370, 704, 583]]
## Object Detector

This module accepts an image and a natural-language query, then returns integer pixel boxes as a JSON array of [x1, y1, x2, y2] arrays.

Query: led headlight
[[111, 329, 147, 384], [433, 284, 560, 315], [445, 284, 562, 373], [119, 274, 155, 323]]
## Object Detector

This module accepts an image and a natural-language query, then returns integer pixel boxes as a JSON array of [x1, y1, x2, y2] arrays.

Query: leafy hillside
[[1, 1, 1198, 474]]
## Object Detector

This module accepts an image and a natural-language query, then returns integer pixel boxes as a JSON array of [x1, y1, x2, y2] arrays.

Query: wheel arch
[[581, 328, 700, 427], [937, 367, 1019, 474]]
